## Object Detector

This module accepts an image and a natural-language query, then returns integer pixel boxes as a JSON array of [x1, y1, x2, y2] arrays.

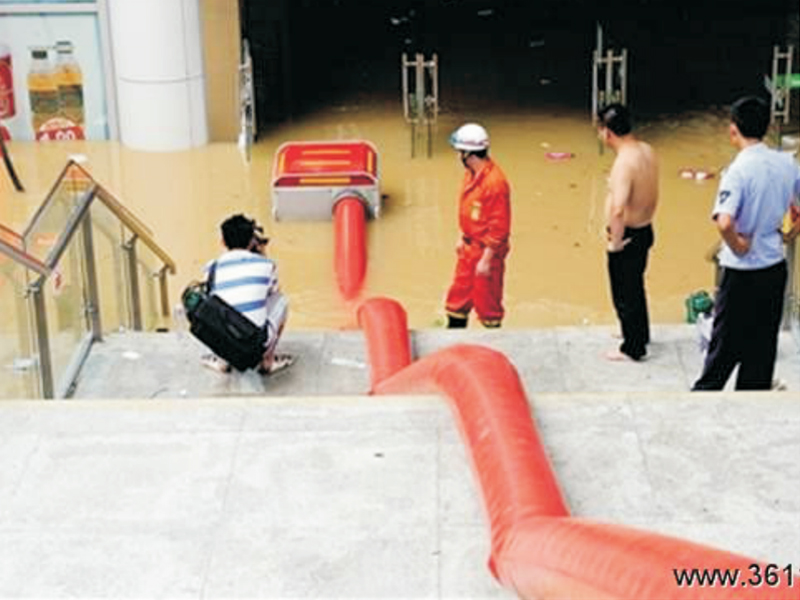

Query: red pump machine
[[271, 141, 380, 299], [272, 141, 380, 221]]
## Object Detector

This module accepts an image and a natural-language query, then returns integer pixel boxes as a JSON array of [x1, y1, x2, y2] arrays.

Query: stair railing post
[[123, 234, 143, 331], [29, 281, 54, 399], [81, 213, 103, 342]]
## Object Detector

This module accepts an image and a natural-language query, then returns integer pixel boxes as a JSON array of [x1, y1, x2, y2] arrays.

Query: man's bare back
[[606, 139, 659, 228]]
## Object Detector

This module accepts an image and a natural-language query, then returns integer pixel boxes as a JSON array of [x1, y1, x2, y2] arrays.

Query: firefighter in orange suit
[[445, 123, 511, 328]]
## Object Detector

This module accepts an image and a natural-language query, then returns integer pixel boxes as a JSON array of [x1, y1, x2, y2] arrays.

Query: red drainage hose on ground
[[358, 297, 798, 600], [374, 343, 571, 569], [492, 517, 798, 600], [357, 297, 412, 387], [333, 195, 367, 300]]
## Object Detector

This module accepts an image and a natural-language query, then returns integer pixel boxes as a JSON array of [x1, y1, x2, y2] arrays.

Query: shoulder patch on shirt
[[718, 190, 731, 204]]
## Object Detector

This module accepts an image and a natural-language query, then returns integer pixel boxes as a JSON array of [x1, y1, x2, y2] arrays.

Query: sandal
[[259, 353, 295, 376], [201, 354, 231, 374]]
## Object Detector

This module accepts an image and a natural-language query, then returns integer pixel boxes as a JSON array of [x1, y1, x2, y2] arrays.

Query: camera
[[251, 224, 269, 254]]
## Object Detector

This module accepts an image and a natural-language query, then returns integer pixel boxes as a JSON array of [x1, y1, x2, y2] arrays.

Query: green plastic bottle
[[685, 291, 714, 324]]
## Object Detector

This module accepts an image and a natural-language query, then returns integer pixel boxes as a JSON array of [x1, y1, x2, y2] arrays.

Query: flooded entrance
[[240, 0, 794, 123], [3, 103, 744, 331], [2, 1, 795, 332]]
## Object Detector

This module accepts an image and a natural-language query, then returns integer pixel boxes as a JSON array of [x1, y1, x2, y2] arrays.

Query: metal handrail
[[23, 160, 150, 239], [73, 161, 155, 239], [20, 161, 73, 241], [3, 160, 178, 399], [94, 186, 175, 275], [32, 185, 97, 279], [24, 172, 177, 281], [22, 160, 173, 274], [0, 222, 23, 243], [0, 236, 50, 277], [20, 162, 142, 242]]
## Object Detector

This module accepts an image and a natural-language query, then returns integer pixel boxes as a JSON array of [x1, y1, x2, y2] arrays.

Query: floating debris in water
[[529, 39, 545, 48], [477, 8, 495, 17], [678, 168, 715, 181]]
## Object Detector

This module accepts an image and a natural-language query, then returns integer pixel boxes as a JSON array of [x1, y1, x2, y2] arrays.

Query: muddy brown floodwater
[[2, 104, 741, 331]]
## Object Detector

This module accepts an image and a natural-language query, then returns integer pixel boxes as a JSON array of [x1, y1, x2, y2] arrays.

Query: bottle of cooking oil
[[27, 46, 59, 133], [54, 41, 84, 127]]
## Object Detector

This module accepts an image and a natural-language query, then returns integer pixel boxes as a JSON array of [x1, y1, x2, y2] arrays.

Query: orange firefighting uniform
[[445, 158, 511, 327]]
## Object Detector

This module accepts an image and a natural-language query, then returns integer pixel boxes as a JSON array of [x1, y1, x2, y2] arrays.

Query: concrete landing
[[1, 327, 797, 598], [71, 326, 800, 399], [0, 393, 797, 598]]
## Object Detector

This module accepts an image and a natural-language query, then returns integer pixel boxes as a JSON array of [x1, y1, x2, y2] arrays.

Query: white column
[[107, 0, 208, 151]]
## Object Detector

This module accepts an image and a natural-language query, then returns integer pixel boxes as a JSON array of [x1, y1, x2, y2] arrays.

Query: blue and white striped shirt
[[205, 249, 277, 327]]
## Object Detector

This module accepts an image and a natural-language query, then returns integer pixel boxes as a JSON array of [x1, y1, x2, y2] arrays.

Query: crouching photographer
[[192, 213, 294, 375]]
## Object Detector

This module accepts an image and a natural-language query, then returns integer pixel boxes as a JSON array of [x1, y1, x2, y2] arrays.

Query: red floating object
[[272, 140, 380, 221]]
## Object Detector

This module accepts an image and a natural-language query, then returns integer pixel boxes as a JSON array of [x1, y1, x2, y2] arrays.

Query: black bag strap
[[207, 260, 218, 293]]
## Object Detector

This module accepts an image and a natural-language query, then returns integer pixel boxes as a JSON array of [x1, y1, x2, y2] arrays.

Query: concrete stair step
[[71, 327, 800, 399]]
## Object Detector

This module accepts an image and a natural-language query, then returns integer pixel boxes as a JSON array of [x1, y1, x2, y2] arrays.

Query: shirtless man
[[598, 103, 659, 361]]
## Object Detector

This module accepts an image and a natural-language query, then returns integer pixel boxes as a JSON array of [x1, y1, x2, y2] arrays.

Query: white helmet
[[449, 123, 490, 152]]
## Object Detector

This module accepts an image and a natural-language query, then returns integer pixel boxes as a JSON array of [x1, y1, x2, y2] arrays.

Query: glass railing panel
[[89, 201, 130, 334], [22, 165, 91, 264], [42, 233, 91, 397], [3, 161, 176, 398], [0, 259, 39, 399]]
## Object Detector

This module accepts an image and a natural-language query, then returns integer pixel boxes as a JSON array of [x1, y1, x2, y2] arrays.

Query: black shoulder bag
[[181, 261, 267, 371]]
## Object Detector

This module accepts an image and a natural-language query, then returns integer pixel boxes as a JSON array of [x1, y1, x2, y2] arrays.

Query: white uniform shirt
[[205, 249, 277, 327]]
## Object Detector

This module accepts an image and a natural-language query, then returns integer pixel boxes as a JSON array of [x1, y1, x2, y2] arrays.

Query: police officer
[[693, 96, 800, 390]]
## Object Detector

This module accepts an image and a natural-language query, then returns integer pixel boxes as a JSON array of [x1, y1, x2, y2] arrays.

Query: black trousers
[[607, 224, 654, 360], [693, 261, 787, 391]]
